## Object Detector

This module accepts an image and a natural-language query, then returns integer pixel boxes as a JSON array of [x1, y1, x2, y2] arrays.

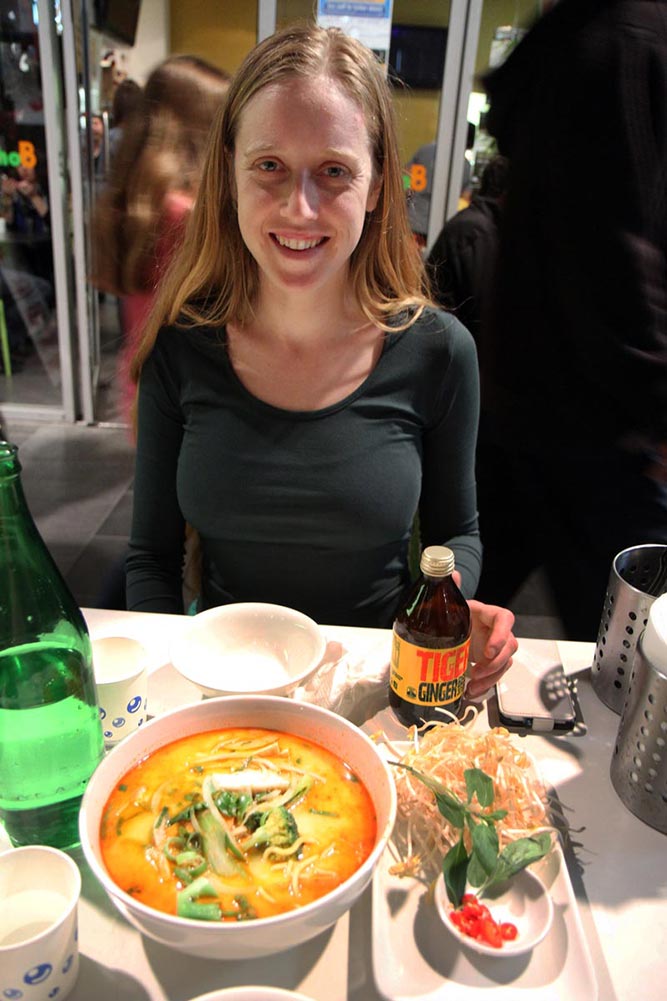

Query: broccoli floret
[[243, 806, 299, 850], [244, 811, 262, 833], [214, 789, 252, 822]]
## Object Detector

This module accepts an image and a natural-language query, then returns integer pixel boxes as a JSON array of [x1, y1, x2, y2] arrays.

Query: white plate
[[372, 743, 598, 1000], [187, 989, 315, 1001]]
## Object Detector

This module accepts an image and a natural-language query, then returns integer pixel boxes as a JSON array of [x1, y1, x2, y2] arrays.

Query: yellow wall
[[276, 0, 315, 27], [169, 1, 257, 75], [169, 0, 542, 161]]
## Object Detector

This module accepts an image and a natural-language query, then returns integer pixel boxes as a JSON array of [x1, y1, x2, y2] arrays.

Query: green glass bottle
[[0, 441, 104, 849]]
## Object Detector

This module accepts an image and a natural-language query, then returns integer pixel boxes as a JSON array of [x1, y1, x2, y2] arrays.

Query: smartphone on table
[[495, 640, 577, 733]]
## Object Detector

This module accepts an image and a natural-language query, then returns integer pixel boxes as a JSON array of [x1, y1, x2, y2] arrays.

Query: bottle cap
[[420, 545, 455, 578]]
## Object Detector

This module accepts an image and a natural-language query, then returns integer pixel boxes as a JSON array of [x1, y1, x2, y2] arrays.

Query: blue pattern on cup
[[23, 964, 52, 985]]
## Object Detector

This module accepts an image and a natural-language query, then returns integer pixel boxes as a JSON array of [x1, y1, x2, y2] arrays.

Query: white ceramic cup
[[92, 636, 149, 745], [0, 845, 81, 1001]]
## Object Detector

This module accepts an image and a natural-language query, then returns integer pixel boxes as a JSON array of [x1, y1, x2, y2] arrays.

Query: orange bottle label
[[390, 632, 471, 706]]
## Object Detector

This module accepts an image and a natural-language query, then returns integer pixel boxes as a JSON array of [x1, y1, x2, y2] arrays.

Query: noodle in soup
[[101, 727, 377, 921]]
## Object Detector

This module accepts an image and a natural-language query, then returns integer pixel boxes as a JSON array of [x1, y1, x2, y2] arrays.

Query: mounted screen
[[388, 24, 448, 90], [93, 1, 142, 47]]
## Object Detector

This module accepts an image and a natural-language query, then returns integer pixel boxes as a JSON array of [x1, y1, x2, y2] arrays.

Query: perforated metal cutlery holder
[[610, 636, 667, 834], [592, 545, 667, 713]]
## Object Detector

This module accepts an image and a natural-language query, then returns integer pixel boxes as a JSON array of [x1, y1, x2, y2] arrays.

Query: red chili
[[450, 897, 518, 950], [480, 917, 503, 948], [501, 922, 519, 941]]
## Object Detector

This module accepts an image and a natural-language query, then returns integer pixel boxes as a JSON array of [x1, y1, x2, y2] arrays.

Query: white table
[[62, 609, 667, 1001]]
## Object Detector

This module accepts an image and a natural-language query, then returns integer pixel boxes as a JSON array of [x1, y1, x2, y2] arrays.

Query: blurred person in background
[[426, 154, 508, 348], [108, 78, 142, 163], [405, 125, 475, 251], [90, 113, 105, 177], [122, 24, 518, 697], [2, 164, 49, 238], [2, 163, 53, 290], [91, 54, 230, 427], [474, 0, 667, 640], [90, 54, 230, 608]]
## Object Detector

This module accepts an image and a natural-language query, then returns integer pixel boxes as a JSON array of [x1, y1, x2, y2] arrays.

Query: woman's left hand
[[466, 599, 518, 700]]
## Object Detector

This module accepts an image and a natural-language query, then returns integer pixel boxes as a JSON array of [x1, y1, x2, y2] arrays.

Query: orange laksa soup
[[101, 727, 377, 922]]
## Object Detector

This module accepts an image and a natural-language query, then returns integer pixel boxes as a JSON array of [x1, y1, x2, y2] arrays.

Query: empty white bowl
[[434, 868, 553, 958], [79, 695, 396, 960], [169, 603, 327, 698]]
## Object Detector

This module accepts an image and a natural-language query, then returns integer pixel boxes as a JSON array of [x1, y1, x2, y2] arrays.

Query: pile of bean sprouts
[[382, 710, 553, 884]]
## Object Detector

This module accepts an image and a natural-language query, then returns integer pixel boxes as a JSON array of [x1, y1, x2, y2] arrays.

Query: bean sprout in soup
[[101, 728, 377, 921]]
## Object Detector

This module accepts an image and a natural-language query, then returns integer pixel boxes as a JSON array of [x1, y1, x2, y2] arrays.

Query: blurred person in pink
[[91, 54, 230, 427]]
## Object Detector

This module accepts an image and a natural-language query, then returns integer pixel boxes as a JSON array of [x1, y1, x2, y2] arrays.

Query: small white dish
[[434, 868, 553, 958], [170, 603, 326, 698]]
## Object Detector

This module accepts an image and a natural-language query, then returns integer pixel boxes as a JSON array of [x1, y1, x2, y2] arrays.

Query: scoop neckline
[[217, 325, 406, 420]]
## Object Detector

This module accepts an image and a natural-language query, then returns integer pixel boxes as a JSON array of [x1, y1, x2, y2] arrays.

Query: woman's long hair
[[91, 55, 230, 296], [130, 23, 433, 384]]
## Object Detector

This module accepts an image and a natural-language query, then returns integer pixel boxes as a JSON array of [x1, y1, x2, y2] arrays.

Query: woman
[[126, 24, 517, 697], [91, 54, 231, 424]]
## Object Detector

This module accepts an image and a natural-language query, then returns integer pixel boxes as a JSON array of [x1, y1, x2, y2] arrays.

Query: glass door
[[0, 0, 80, 421], [426, 0, 543, 250]]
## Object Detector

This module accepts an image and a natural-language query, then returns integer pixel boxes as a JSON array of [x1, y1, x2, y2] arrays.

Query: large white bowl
[[79, 696, 396, 960], [169, 603, 327, 697]]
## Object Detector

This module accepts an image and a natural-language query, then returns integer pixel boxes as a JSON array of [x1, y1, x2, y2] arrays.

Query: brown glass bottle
[[389, 545, 472, 728]]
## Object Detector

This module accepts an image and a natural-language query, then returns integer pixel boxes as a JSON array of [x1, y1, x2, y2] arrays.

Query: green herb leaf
[[483, 808, 509, 822], [443, 835, 470, 906], [470, 818, 500, 876], [486, 833, 552, 889], [466, 850, 488, 888], [464, 768, 495, 808]]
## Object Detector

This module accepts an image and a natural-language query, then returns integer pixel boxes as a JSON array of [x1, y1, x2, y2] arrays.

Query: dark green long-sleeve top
[[126, 307, 482, 627]]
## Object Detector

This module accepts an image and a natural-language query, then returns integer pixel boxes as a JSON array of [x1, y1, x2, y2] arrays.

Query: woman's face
[[232, 74, 381, 299]]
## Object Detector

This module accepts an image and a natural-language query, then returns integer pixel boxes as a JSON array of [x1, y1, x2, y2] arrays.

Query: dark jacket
[[482, 0, 667, 446], [426, 194, 503, 347]]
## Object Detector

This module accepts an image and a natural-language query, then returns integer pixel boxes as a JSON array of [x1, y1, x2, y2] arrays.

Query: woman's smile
[[272, 233, 329, 252]]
